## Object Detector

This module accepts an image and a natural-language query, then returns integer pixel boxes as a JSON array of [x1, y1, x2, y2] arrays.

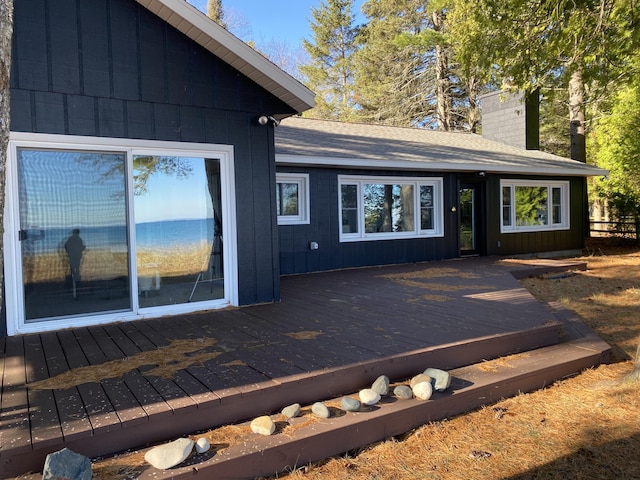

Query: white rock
[[371, 375, 390, 396], [393, 385, 413, 399], [250, 415, 276, 436], [281, 403, 301, 419], [195, 437, 210, 454], [424, 368, 451, 391], [359, 388, 381, 406], [412, 381, 433, 400], [341, 396, 361, 412], [312, 402, 331, 418], [144, 438, 194, 470], [410, 373, 432, 388]]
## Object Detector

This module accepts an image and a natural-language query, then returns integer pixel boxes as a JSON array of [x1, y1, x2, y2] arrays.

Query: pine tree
[[300, 0, 360, 121], [354, 0, 434, 126], [207, 0, 226, 28]]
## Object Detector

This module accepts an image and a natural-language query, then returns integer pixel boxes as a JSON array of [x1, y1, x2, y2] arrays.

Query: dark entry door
[[459, 183, 484, 256]]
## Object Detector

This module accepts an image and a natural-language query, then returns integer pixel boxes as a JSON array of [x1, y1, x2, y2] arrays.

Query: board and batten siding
[[9, 0, 295, 306], [277, 170, 588, 275], [485, 175, 587, 256], [277, 167, 459, 275]]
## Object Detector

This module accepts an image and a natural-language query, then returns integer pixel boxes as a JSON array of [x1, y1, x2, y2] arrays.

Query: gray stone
[[341, 396, 362, 412], [424, 368, 452, 391], [371, 375, 390, 396], [281, 403, 301, 419], [195, 437, 210, 454], [393, 385, 413, 399], [312, 401, 331, 418], [250, 415, 276, 435], [359, 388, 381, 406], [42, 448, 92, 480], [144, 438, 194, 470], [413, 381, 433, 400], [410, 373, 433, 388]]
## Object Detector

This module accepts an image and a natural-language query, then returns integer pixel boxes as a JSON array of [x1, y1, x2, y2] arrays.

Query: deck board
[[23, 334, 63, 449], [57, 330, 121, 435], [1, 257, 586, 479], [71, 327, 147, 424], [39, 332, 93, 442], [1, 336, 31, 454]]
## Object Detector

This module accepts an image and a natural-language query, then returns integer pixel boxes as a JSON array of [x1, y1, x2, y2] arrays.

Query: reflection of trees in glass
[[133, 156, 193, 195], [420, 185, 434, 230], [515, 186, 548, 226], [97, 155, 193, 198], [341, 184, 358, 233], [364, 183, 414, 233], [277, 183, 299, 216]]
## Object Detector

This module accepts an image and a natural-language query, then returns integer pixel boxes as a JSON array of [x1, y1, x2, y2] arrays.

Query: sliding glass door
[[17, 148, 131, 320], [8, 136, 235, 334]]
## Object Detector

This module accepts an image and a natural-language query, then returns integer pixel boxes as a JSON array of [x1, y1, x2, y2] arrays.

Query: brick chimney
[[480, 90, 540, 150]]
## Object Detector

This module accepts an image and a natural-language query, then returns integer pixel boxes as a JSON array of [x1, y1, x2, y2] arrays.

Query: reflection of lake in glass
[[136, 219, 215, 278], [22, 219, 214, 282]]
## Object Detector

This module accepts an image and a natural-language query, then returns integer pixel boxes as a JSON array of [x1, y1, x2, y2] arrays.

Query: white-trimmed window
[[501, 180, 570, 233], [338, 175, 444, 242], [276, 173, 310, 225]]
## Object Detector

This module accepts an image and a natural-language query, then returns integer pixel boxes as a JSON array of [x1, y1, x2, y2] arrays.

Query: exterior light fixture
[[257, 115, 280, 127]]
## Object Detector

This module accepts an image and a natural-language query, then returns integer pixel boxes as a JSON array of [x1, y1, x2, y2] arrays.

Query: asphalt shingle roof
[[275, 117, 607, 177]]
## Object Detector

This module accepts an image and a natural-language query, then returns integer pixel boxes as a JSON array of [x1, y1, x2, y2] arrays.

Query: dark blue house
[[3, 0, 604, 336]]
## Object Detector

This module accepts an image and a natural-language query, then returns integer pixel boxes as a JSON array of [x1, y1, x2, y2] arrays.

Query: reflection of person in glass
[[65, 229, 86, 298]]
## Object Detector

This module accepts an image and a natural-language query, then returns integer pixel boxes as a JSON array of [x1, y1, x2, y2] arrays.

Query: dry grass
[[88, 238, 640, 479], [273, 237, 640, 480]]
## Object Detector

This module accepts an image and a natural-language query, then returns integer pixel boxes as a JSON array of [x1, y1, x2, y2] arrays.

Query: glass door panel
[[459, 187, 475, 253], [17, 149, 131, 321], [133, 156, 223, 307]]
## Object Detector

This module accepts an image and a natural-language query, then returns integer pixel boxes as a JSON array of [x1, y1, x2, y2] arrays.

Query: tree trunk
[[466, 75, 480, 133], [432, 11, 452, 131], [568, 68, 586, 162], [624, 340, 640, 383], [0, 0, 14, 329]]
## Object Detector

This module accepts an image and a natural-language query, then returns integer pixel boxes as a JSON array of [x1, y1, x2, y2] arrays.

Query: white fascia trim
[[275, 154, 608, 177], [9, 131, 232, 154], [137, 0, 315, 114]]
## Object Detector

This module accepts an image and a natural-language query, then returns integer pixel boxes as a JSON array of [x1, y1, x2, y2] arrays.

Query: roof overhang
[[274, 118, 608, 178], [136, 0, 315, 115], [276, 154, 608, 177]]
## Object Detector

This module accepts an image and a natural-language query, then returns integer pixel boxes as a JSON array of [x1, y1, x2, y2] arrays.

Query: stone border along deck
[[116, 320, 610, 480]]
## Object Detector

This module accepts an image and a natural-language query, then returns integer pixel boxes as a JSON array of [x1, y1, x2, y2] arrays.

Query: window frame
[[5, 132, 239, 335], [276, 173, 310, 225], [500, 179, 570, 233], [338, 175, 444, 242]]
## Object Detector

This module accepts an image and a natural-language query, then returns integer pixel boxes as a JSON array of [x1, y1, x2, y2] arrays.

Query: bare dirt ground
[[87, 237, 640, 479]]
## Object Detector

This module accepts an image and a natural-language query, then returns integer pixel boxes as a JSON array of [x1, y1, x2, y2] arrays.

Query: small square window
[[276, 173, 310, 225]]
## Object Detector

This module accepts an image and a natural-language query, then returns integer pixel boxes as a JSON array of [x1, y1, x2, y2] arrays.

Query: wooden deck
[[1, 257, 599, 478]]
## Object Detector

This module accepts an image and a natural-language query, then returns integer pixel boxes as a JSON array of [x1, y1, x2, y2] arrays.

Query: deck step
[[129, 334, 610, 480], [3, 324, 561, 478]]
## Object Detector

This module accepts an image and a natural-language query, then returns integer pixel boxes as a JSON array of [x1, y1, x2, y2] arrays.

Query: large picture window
[[500, 180, 570, 232], [338, 175, 443, 242]]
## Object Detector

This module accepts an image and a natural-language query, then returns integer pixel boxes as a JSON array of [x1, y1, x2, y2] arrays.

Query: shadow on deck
[[1, 257, 610, 479]]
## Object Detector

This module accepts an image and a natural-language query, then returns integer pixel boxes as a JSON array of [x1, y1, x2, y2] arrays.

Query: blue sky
[[188, 0, 366, 49]]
